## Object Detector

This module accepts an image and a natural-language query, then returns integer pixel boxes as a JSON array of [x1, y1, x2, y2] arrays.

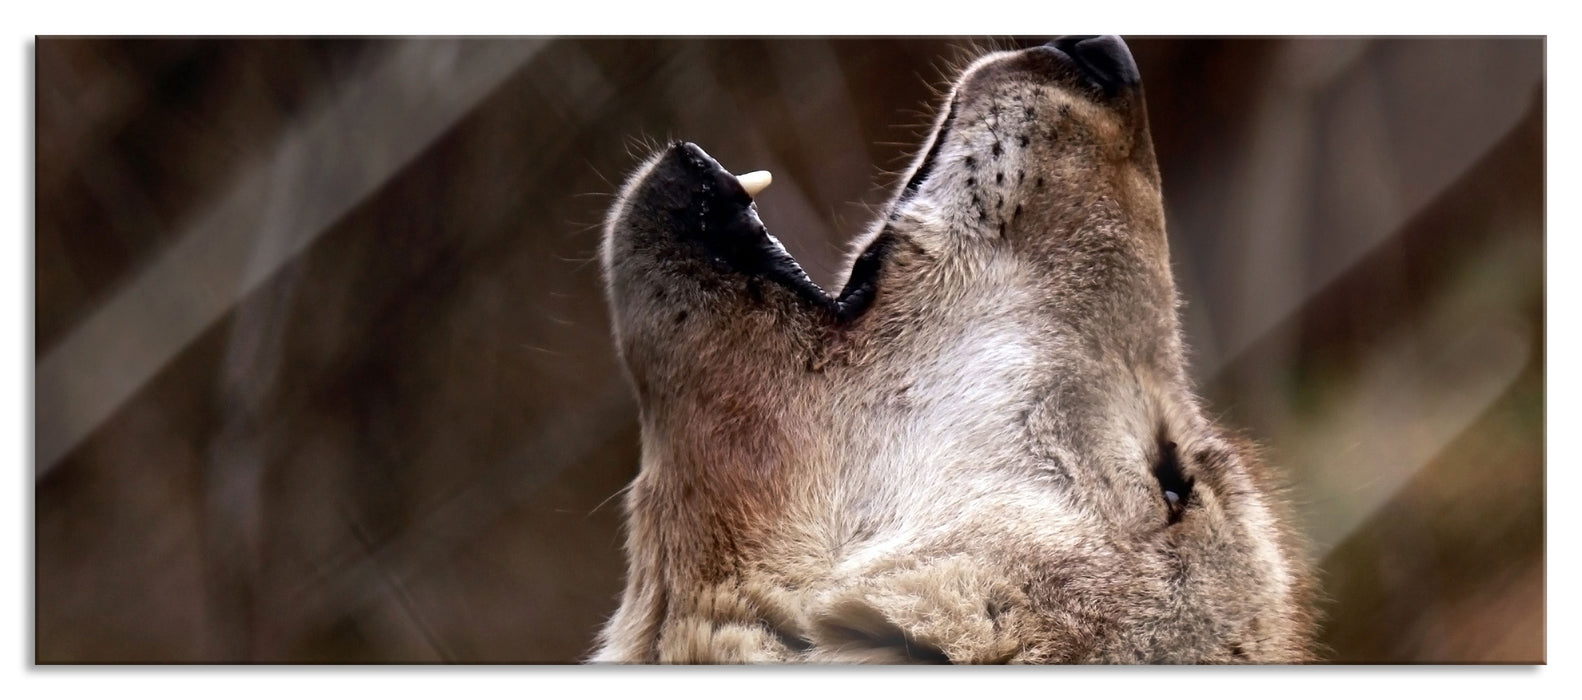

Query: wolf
[[594, 36, 1318, 663]]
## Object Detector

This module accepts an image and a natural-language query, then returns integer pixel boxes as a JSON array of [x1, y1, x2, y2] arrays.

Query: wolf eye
[[1153, 437, 1193, 524]]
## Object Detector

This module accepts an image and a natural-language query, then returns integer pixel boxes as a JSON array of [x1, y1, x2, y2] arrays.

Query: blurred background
[[34, 37, 1543, 663]]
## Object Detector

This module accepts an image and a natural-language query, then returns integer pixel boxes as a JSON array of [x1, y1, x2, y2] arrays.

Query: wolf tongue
[[737, 170, 772, 198]]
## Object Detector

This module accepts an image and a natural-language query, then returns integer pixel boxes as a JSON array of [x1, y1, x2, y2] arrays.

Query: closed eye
[[1153, 433, 1193, 524]]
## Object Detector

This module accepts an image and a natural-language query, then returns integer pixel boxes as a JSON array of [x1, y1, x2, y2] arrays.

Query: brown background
[[34, 37, 1544, 663]]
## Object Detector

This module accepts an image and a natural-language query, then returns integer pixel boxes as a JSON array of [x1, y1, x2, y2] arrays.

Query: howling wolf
[[594, 36, 1317, 663]]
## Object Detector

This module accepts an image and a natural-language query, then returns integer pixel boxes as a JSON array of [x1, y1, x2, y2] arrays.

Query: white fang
[[737, 170, 772, 198]]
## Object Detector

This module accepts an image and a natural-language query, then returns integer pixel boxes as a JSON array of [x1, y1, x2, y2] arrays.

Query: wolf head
[[596, 36, 1317, 663]]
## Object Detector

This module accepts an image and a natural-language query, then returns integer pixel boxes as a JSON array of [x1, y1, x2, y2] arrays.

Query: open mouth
[[621, 37, 1142, 326]]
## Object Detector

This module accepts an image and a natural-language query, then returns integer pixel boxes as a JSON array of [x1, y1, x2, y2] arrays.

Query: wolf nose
[[1046, 35, 1140, 95]]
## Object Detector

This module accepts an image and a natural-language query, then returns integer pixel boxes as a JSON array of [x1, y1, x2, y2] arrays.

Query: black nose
[[1047, 35, 1140, 95]]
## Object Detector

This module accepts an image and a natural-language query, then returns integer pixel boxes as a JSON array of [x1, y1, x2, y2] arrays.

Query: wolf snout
[[1045, 35, 1140, 96]]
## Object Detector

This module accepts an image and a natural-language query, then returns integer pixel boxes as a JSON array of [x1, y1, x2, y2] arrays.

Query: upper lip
[[898, 100, 956, 204]]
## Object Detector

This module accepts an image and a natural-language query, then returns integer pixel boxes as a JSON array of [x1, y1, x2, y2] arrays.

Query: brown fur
[[595, 38, 1318, 664]]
